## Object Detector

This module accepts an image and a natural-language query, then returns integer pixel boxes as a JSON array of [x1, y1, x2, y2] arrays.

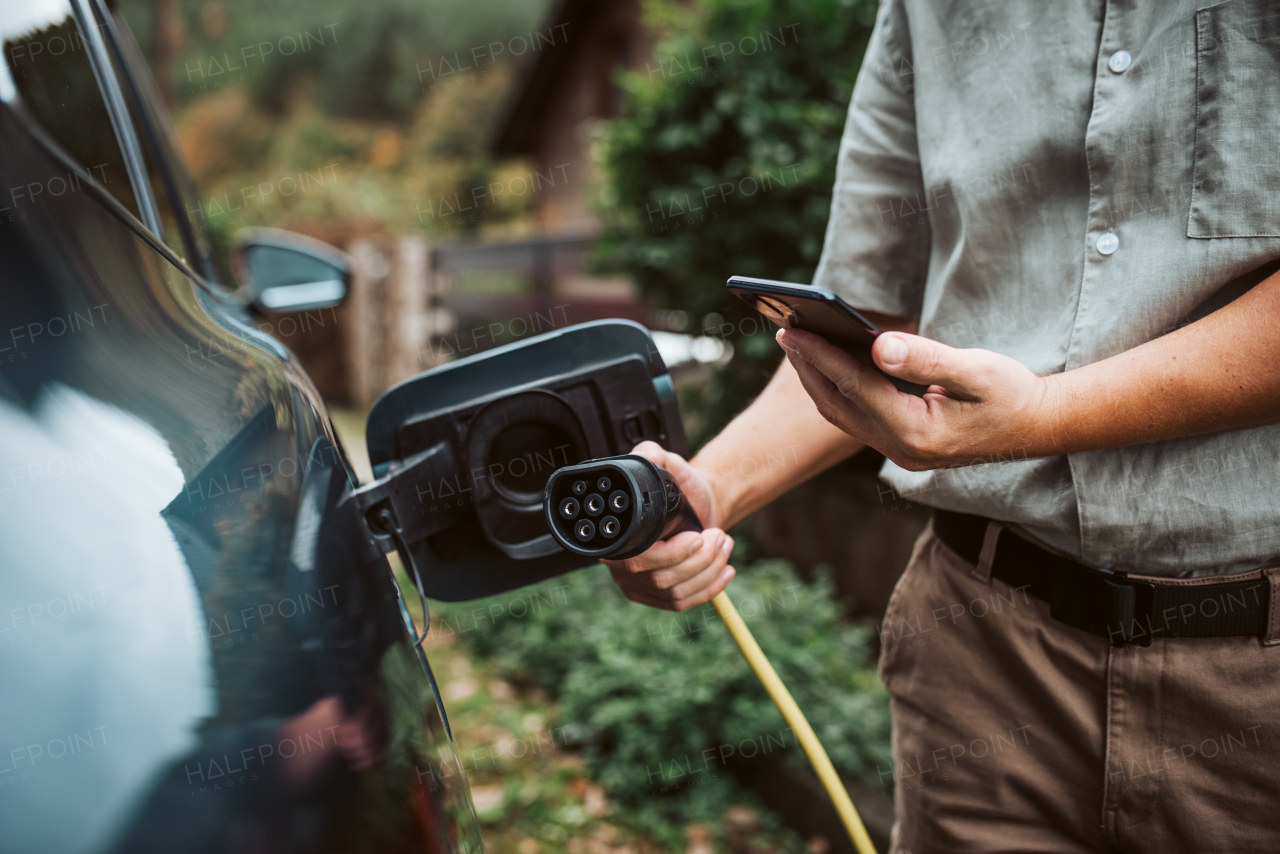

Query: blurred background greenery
[[114, 0, 879, 428], [116, 0, 920, 850], [596, 0, 877, 442], [117, 0, 551, 260], [430, 562, 891, 852]]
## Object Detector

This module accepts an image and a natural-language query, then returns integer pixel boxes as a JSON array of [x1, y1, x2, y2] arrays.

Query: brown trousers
[[879, 522, 1280, 854]]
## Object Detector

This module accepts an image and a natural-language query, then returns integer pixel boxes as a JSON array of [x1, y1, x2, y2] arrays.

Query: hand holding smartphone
[[726, 275, 928, 397]]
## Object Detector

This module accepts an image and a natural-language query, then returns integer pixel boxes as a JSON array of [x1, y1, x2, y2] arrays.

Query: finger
[[616, 583, 680, 611], [621, 565, 736, 613], [629, 441, 699, 489], [785, 348, 884, 442], [632, 439, 699, 491], [873, 332, 988, 399], [611, 530, 730, 594], [642, 532, 732, 601], [604, 528, 713, 574], [627, 441, 712, 527], [666, 534, 734, 601], [627, 440, 670, 466], [785, 346, 840, 411], [782, 327, 897, 398], [781, 327, 902, 419], [784, 328, 925, 432], [611, 548, 724, 607], [671, 565, 735, 612]]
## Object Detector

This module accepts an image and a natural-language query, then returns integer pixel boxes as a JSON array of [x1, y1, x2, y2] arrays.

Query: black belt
[[933, 510, 1271, 647]]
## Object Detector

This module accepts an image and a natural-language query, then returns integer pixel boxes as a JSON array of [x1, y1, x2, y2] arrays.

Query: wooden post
[[420, 246, 454, 371], [386, 235, 429, 387], [346, 238, 389, 410]]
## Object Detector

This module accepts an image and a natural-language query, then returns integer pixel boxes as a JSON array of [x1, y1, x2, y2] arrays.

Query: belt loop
[[972, 521, 1004, 584], [1263, 568, 1280, 647]]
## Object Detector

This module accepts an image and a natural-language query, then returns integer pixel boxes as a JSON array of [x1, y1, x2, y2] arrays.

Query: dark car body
[[0, 1, 483, 850]]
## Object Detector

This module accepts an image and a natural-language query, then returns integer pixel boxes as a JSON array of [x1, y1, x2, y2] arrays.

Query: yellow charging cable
[[711, 591, 878, 854]]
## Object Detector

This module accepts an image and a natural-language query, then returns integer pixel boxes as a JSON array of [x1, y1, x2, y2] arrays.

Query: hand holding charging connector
[[560, 442, 734, 617], [544, 455, 703, 560], [543, 455, 880, 854]]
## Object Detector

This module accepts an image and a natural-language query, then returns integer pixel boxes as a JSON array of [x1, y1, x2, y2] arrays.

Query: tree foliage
[[118, 0, 549, 119], [114, 0, 549, 255], [596, 0, 878, 444]]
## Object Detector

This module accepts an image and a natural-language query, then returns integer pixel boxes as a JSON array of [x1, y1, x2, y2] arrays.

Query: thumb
[[627, 441, 714, 526], [629, 440, 696, 489], [628, 440, 675, 469], [873, 332, 987, 398]]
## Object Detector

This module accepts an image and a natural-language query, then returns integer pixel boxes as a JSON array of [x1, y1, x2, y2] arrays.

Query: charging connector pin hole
[[574, 519, 596, 542], [572, 480, 588, 496], [608, 490, 630, 512], [584, 494, 604, 516], [597, 476, 612, 492], [601, 516, 620, 538], [559, 497, 580, 519]]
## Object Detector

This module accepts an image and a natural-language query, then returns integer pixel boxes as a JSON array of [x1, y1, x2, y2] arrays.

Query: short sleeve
[[811, 0, 928, 320]]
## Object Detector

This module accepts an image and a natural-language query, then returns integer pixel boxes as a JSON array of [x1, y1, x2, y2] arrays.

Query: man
[[604, 2, 1280, 852]]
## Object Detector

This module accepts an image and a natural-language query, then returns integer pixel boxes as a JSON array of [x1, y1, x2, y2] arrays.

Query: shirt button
[[1108, 50, 1132, 73], [1096, 232, 1120, 255]]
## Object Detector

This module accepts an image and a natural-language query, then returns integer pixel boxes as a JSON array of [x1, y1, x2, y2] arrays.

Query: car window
[[105, 47, 185, 255], [1, 0, 144, 221], [103, 6, 229, 284], [97, 9, 187, 258]]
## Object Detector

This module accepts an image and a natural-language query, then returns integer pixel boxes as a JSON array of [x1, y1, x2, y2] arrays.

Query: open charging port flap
[[355, 320, 689, 602]]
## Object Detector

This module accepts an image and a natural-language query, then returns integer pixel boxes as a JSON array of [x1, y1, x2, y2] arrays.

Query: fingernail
[[776, 329, 797, 353], [880, 335, 908, 368], [688, 537, 703, 556], [721, 536, 733, 554], [715, 534, 726, 552]]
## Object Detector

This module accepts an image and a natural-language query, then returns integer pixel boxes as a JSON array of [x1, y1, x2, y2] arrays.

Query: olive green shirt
[[813, 0, 1280, 576]]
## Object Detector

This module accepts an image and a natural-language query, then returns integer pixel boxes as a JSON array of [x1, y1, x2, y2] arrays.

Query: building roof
[[488, 0, 612, 157]]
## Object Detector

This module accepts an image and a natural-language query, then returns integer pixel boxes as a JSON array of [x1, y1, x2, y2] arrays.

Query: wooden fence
[[272, 233, 646, 409]]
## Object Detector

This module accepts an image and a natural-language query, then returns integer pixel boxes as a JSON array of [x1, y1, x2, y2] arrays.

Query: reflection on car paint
[[0, 5, 483, 848]]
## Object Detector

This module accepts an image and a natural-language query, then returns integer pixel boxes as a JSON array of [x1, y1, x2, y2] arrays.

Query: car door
[[0, 2, 482, 852]]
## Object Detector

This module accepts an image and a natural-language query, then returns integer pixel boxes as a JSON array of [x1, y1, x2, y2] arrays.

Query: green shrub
[[432, 561, 891, 845], [594, 0, 879, 445]]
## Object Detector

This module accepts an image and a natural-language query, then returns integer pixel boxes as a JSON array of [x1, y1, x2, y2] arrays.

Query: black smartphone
[[726, 275, 928, 397]]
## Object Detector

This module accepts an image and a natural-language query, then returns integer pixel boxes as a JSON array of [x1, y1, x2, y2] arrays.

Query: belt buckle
[[1111, 572, 1157, 648]]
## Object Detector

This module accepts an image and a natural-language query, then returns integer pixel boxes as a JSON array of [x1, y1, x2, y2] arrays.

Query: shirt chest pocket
[[1189, 0, 1280, 238]]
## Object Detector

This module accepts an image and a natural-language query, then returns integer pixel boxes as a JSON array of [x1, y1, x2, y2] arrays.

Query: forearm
[[1042, 267, 1280, 455], [691, 357, 862, 529]]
